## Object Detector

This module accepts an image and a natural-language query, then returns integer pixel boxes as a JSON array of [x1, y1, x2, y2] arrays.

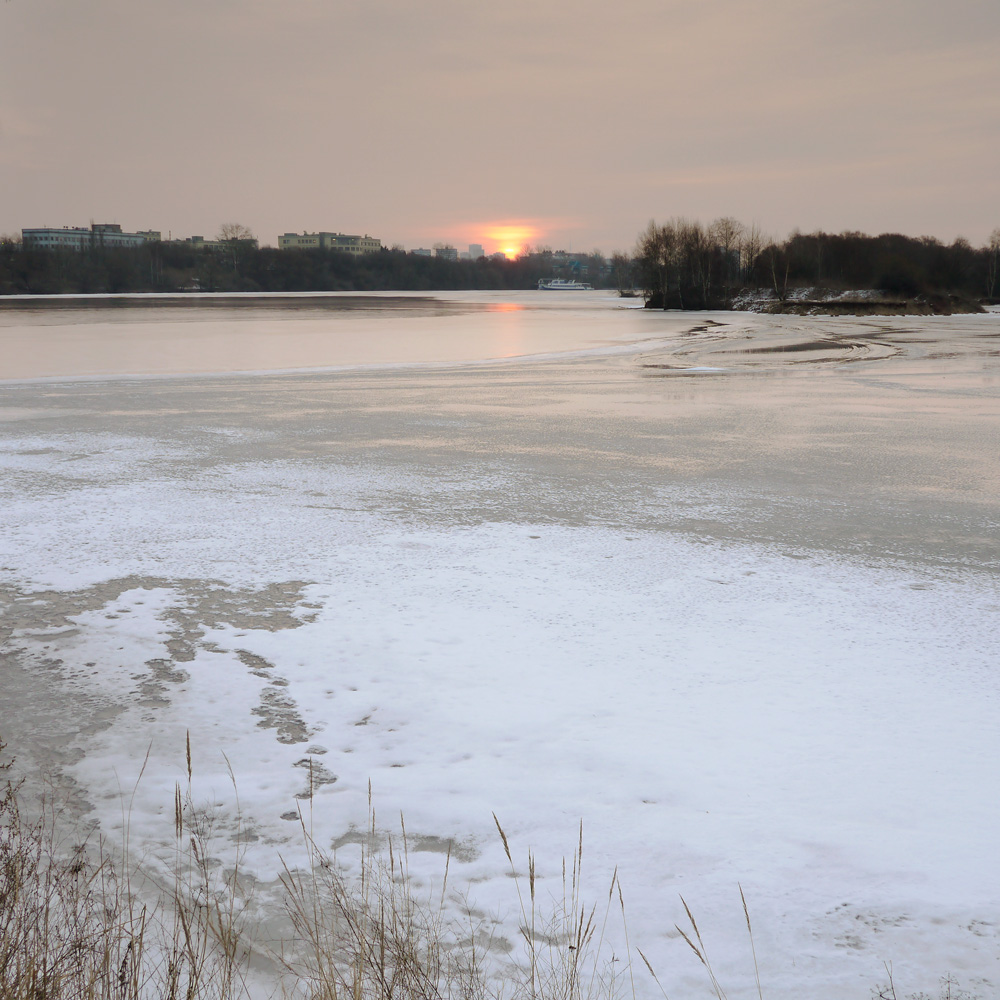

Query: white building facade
[[279, 232, 381, 254], [22, 224, 153, 251]]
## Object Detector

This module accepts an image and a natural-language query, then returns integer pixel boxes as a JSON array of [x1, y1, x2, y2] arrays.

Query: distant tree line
[[633, 218, 1000, 309], [0, 237, 607, 296], [3, 224, 999, 306]]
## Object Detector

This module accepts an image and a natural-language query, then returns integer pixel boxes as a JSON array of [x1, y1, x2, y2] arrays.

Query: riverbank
[[730, 286, 986, 315]]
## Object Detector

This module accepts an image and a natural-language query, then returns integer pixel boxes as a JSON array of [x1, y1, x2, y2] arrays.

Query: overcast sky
[[2, 0, 998, 253]]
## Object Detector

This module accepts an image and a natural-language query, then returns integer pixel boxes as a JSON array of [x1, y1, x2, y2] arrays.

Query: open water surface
[[0, 290, 667, 378]]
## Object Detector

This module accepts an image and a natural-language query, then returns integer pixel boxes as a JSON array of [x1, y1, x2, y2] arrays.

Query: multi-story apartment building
[[278, 232, 381, 254], [278, 232, 321, 250], [22, 223, 153, 251]]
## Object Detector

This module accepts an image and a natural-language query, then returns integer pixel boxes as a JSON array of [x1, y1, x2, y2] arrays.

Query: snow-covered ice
[[1, 294, 998, 999]]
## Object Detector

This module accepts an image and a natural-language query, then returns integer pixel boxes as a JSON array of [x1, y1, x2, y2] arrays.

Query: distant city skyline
[[2, 1, 998, 251], [15, 221, 544, 258], [14, 220, 577, 258], [13, 219, 581, 258]]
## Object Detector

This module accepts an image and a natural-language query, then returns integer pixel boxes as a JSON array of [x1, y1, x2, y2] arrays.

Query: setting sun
[[484, 223, 540, 257]]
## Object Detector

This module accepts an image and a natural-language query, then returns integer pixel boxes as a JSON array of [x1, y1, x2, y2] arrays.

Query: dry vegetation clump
[[277, 787, 638, 1000], [0, 737, 983, 1000], [1, 741, 637, 1000], [0, 736, 251, 1000]]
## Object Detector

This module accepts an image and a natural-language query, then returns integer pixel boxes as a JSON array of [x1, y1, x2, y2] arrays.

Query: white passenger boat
[[537, 278, 593, 290]]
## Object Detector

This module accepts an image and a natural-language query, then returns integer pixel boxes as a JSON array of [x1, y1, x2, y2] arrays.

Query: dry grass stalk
[[674, 897, 727, 1000], [492, 816, 628, 1000], [0, 734, 252, 1000], [3, 732, 798, 1000], [738, 884, 762, 1000], [278, 808, 635, 1000]]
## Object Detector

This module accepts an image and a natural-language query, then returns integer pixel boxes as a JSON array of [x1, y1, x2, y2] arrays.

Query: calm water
[[0, 290, 670, 379]]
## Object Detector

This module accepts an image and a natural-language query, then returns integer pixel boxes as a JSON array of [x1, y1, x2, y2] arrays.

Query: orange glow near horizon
[[483, 223, 540, 257]]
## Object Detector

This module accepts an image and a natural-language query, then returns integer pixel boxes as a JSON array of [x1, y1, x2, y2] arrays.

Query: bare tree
[[637, 218, 715, 308], [610, 252, 634, 295], [678, 219, 715, 308], [709, 217, 744, 304], [636, 220, 679, 309], [217, 222, 254, 242], [987, 228, 1000, 300], [764, 241, 790, 301], [740, 222, 767, 286], [216, 222, 255, 275]]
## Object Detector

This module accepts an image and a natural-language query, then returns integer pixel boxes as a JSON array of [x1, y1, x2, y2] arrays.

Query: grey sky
[[2, 0, 998, 252]]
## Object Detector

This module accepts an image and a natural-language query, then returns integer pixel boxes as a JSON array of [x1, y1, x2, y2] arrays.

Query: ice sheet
[[1, 305, 998, 1000]]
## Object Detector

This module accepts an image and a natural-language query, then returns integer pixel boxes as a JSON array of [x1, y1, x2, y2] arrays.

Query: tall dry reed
[[4, 734, 975, 1000], [0, 735, 251, 1000]]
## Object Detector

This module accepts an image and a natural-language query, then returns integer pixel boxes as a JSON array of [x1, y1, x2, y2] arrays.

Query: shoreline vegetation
[[0, 738, 983, 1000], [1, 222, 998, 315], [632, 219, 998, 316], [0, 735, 714, 1000]]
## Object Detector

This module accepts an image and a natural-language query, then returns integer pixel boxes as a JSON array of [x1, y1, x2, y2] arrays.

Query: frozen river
[[1, 292, 998, 999]]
